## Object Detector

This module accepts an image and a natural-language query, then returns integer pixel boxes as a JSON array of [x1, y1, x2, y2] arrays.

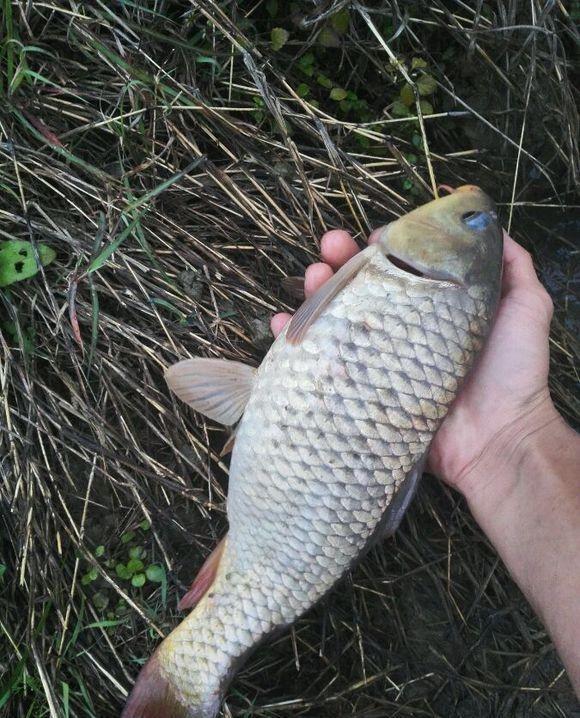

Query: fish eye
[[461, 210, 495, 231]]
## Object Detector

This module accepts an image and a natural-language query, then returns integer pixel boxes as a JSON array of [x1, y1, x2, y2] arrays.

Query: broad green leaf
[[417, 73, 437, 96], [296, 83, 310, 97], [120, 530, 135, 544], [270, 27, 289, 51], [95, 545, 105, 557], [131, 573, 146, 588], [297, 52, 315, 76], [331, 9, 350, 34], [317, 26, 340, 48], [330, 87, 348, 101], [316, 73, 333, 89], [411, 57, 428, 69], [145, 564, 165, 583], [418, 99, 434, 114], [126, 558, 144, 574], [391, 100, 411, 117], [115, 563, 130, 580], [0, 240, 55, 287]]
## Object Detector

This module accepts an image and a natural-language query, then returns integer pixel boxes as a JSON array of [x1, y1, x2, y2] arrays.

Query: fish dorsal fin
[[178, 536, 227, 611], [165, 358, 256, 426], [286, 246, 376, 345]]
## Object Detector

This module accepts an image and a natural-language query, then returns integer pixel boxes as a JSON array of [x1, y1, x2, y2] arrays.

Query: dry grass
[[0, 2, 578, 717]]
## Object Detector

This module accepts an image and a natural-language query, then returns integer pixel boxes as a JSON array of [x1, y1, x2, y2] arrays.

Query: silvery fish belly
[[123, 185, 503, 718]]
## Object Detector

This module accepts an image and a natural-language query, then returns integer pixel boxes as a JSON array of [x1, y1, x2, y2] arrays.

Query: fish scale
[[156, 249, 492, 715]]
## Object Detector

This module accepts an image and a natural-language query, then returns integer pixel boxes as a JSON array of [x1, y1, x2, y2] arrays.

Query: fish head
[[377, 185, 503, 293]]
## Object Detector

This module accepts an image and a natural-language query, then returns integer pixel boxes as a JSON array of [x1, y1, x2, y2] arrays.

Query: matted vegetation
[[0, 2, 578, 716]]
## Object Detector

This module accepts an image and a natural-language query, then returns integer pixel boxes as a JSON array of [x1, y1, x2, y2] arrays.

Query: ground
[[0, 2, 578, 717]]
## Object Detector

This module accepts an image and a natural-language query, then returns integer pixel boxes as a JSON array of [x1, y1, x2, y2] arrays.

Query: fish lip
[[385, 252, 465, 288]]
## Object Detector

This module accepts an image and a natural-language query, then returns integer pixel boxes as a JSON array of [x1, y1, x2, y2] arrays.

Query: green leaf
[[411, 57, 428, 69], [145, 564, 165, 583], [331, 9, 350, 34], [330, 87, 347, 101], [131, 573, 146, 588], [400, 84, 415, 107], [95, 545, 105, 558], [139, 519, 151, 531], [115, 563, 131, 580], [126, 558, 144, 574], [270, 27, 289, 51], [296, 82, 310, 98], [391, 100, 411, 117], [417, 73, 437, 96], [0, 565, 6, 580], [120, 531, 135, 544], [316, 73, 333, 89], [412, 133, 424, 149], [0, 240, 55, 287], [81, 568, 98, 585], [92, 592, 109, 611], [418, 99, 434, 115], [129, 546, 144, 560], [317, 26, 340, 48], [297, 52, 315, 76], [403, 178, 414, 190]]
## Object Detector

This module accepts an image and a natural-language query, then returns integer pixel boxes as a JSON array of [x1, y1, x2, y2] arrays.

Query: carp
[[123, 185, 503, 718]]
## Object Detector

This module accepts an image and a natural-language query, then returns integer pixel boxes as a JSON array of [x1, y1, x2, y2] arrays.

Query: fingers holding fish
[[320, 229, 360, 269], [305, 262, 334, 297], [272, 229, 367, 337], [501, 232, 554, 322], [270, 312, 292, 337]]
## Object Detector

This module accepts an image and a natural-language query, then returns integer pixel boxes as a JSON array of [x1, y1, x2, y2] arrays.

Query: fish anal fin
[[122, 649, 188, 718], [178, 536, 227, 611], [286, 246, 375, 345], [165, 358, 256, 426]]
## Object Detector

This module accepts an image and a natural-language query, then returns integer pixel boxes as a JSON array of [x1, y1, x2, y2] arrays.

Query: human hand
[[271, 228, 559, 497]]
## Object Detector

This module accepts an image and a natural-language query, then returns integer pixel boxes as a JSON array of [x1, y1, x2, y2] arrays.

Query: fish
[[122, 185, 503, 718]]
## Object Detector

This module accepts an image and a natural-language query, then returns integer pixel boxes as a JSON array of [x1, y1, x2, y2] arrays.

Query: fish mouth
[[386, 253, 462, 286]]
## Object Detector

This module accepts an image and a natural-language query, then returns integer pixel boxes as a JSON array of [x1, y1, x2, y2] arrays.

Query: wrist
[[459, 404, 580, 694], [458, 394, 567, 508]]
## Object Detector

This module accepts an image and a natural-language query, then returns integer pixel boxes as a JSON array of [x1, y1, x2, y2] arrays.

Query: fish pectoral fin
[[286, 246, 377, 345], [178, 536, 227, 611], [165, 358, 256, 426], [379, 455, 426, 540]]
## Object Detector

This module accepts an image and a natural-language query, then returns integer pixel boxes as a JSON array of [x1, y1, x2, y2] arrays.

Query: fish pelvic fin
[[179, 535, 227, 611], [122, 649, 189, 718]]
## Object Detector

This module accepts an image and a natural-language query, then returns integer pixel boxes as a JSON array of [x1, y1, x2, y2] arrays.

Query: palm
[[427, 270, 553, 490]]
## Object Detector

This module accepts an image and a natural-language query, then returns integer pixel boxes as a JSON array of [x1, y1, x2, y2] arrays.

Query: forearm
[[461, 405, 580, 693]]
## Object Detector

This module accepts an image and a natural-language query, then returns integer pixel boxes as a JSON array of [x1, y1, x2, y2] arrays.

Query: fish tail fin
[[123, 538, 231, 718], [122, 649, 189, 718]]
